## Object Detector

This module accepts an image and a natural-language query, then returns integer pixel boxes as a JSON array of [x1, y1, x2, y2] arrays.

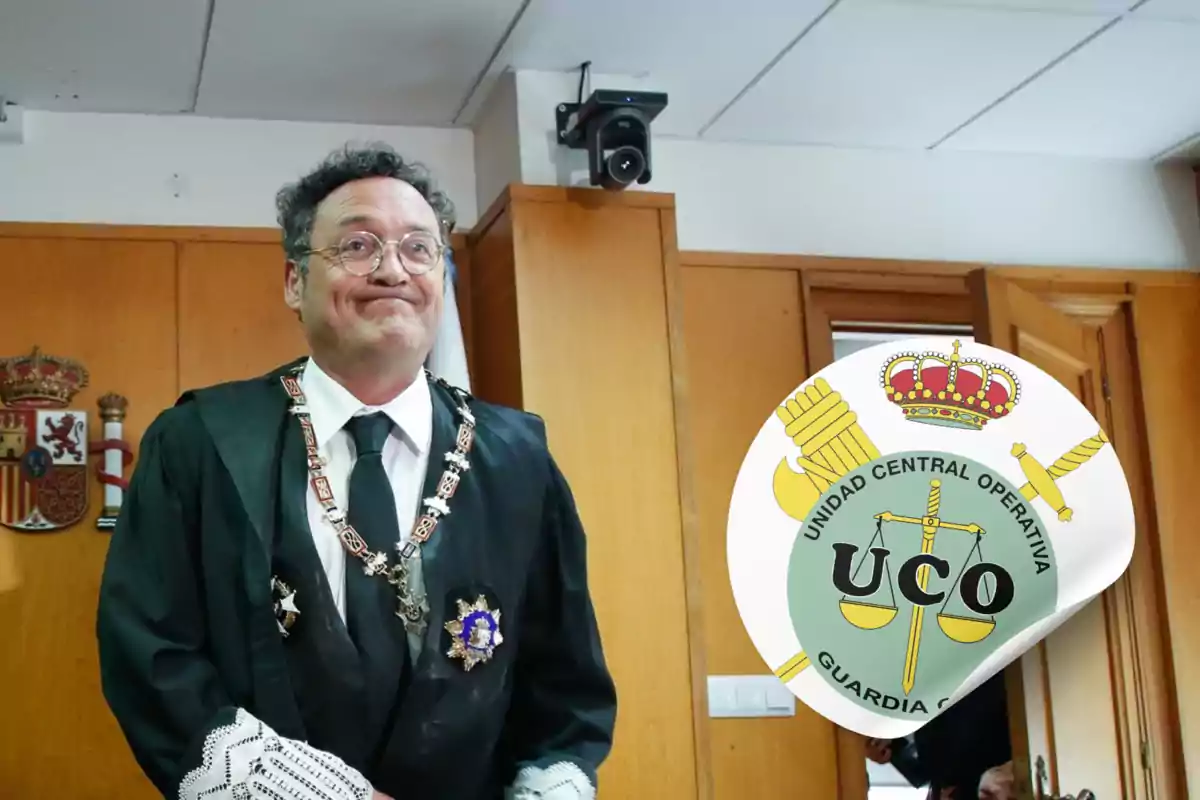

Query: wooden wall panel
[[680, 265, 847, 797], [468, 209, 523, 409], [0, 219, 1191, 800], [178, 232, 472, 393], [1100, 308, 1186, 800], [1133, 283, 1200, 797], [177, 241, 305, 391], [682, 254, 1194, 799], [484, 194, 699, 798], [0, 236, 178, 799]]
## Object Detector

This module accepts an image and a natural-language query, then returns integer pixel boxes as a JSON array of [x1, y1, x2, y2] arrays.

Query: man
[[978, 762, 1016, 800], [865, 672, 1012, 799], [96, 144, 617, 800]]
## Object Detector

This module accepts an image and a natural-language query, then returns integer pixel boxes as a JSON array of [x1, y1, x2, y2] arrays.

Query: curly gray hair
[[275, 143, 457, 274]]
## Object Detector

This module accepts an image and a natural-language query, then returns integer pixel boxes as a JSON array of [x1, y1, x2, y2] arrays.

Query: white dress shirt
[[298, 357, 432, 621]]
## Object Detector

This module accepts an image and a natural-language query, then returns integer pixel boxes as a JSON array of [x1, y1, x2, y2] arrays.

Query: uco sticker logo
[[791, 451, 1055, 719], [727, 338, 1135, 738]]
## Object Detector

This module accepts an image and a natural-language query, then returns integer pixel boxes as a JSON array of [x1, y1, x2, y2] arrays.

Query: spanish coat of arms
[[0, 347, 92, 532]]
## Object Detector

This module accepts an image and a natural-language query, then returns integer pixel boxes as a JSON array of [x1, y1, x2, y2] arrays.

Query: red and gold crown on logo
[[880, 340, 1020, 431], [0, 346, 90, 409]]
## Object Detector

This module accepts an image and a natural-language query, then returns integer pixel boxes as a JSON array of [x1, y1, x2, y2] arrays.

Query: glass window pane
[[833, 330, 974, 363]]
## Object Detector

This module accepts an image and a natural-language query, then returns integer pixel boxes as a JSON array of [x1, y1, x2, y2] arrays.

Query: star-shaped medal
[[444, 595, 503, 672], [271, 577, 300, 637]]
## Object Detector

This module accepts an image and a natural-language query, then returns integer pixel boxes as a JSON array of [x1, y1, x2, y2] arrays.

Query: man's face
[[978, 761, 1016, 800], [284, 176, 445, 363]]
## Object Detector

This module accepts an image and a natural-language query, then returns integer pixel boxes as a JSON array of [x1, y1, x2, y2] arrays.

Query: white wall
[[4, 93, 1198, 273], [0, 111, 477, 229], [472, 71, 522, 220], [654, 139, 1200, 269], [512, 69, 1200, 270]]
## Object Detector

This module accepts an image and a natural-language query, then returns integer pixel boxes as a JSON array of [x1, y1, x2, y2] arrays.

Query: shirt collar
[[299, 357, 432, 455]]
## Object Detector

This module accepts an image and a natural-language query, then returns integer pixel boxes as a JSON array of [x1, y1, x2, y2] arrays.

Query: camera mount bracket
[[556, 103, 585, 148]]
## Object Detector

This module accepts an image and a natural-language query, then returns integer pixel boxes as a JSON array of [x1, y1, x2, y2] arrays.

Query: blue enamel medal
[[445, 595, 503, 671]]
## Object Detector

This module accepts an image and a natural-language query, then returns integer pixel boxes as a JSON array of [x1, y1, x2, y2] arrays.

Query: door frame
[[674, 249, 1189, 800]]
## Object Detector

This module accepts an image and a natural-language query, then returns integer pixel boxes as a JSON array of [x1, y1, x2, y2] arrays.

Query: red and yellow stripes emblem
[[0, 462, 35, 527]]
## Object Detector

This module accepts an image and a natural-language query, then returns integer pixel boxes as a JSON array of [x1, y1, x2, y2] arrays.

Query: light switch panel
[[765, 681, 797, 714], [707, 675, 796, 718]]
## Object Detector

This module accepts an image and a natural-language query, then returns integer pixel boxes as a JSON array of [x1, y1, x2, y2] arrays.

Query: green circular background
[[787, 450, 1058, 721]]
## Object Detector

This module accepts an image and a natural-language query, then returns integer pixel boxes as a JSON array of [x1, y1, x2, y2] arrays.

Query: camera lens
[[604, 146, 646, 187]]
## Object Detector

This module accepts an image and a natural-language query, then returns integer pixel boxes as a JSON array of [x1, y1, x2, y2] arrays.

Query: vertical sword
[[901, 480, 941, 696]]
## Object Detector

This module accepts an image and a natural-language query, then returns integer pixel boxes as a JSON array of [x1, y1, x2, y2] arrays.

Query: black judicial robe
[[96, 360, 617, 799], [908, 672, 1011, 798]]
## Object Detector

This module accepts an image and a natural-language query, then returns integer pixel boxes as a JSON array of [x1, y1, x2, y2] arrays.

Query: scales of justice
[[837, 477, 993, 696]]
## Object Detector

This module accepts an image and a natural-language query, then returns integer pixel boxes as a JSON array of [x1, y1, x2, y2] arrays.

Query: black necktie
[[343, 412, 410, 734], [345, 411, 403, 566]]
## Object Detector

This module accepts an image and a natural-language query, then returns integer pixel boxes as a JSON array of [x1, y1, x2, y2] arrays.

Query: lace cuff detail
[[506, 761, 595, 800], [178, 708, 373, 800]]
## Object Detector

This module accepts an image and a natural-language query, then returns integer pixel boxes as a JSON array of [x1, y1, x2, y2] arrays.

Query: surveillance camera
[[557, 89, 668, 191]]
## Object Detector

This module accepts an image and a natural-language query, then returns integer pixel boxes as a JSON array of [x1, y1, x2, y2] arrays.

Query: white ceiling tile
[[703, 0, 1112, 149], [892, 0, 1134, 13], [938, 17, 1200, 158], [194, 0, 523, 126], [464, 0, 837, 136], [0, 0, 209, 113], [1133, 0, 1200, 22]]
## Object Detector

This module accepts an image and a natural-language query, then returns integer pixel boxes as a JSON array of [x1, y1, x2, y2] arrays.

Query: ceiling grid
[[0, 0, 1196, 161]]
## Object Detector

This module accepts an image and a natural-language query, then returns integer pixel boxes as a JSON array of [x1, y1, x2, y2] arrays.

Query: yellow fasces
[[770, 378, 881, 683], [772, 378, 880, 522]]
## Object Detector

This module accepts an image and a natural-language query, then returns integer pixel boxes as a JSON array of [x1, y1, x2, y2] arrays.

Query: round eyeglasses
[[305, 230, 445, 277]]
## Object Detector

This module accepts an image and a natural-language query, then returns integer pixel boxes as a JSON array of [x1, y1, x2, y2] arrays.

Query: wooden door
[[1132, 284, 1200, 797], [679, 265, 867, 799], [0, 236, 179, 798], [969, 270, 1125, 800]]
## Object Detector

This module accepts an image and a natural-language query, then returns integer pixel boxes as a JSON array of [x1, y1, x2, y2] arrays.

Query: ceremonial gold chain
[[279, 366, 475, 636]]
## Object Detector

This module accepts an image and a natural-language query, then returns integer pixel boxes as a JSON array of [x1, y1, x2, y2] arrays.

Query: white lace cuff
[[178, 708, 373, 800], [505, 761, 595, 799]]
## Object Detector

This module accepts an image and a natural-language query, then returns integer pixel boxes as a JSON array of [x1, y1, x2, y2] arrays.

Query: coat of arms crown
[[880, 339, 1022, 431], [0, 347, 90, 409]]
